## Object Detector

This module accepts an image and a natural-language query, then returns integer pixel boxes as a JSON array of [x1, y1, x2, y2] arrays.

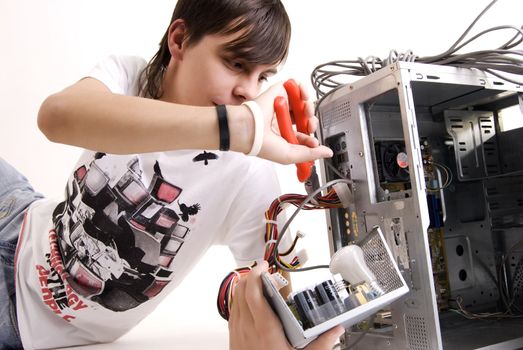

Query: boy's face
[[161, 31, 279, 106]]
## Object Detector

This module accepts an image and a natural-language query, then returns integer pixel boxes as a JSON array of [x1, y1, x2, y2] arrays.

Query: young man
[[0, 0, 342, 348]]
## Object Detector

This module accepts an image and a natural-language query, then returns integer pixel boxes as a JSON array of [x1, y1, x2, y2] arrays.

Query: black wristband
[[216, 104, 230, 151]]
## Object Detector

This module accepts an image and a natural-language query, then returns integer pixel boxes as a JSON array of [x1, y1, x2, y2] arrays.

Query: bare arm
[[37, 78, 253, 154], [38, 78, 333, 164]]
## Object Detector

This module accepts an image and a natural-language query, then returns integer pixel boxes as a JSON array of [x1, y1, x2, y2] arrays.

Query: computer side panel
[[317, 64, 443, 350]]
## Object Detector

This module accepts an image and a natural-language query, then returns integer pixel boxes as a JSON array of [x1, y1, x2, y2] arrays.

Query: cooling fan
[[376, 141, 410, 182]]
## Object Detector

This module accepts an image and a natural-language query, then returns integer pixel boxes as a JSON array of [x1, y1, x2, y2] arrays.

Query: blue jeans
[[0, 158, 43, 349]]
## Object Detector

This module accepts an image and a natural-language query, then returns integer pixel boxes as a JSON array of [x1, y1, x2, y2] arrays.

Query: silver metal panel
[[444, 110, 500, 181], [444, 236, 475, 291]]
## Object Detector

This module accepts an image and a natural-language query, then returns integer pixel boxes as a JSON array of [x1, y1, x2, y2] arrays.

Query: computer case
[[317, 61, 523, 349]]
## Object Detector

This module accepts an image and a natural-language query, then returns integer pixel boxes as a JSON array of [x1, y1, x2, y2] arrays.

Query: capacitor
[[315, 280, 346, 317], [293, 289, 325, 329]]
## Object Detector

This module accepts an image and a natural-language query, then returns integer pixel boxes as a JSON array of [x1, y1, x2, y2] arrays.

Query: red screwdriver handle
[[283, 79, 309, 135], [274, 95, 312, 182]]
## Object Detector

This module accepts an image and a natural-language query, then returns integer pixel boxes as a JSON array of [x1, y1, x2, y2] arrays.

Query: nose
[[232, 75, 259, 102]]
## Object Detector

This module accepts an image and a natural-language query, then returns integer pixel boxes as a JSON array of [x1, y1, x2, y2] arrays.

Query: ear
[[167, 19, 188, 60]]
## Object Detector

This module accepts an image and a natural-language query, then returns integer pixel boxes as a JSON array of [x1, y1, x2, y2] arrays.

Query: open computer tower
[[317, 61, 523, 349]]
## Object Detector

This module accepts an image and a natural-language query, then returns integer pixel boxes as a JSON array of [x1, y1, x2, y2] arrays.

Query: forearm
[[38, 86, 253, 154], [38, 78, 333, 165]]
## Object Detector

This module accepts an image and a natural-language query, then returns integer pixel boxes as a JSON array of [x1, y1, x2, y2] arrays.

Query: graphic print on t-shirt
[[177, 201, 201, 222], [51, 154, 199, 311], [192, 150, 218, 165]]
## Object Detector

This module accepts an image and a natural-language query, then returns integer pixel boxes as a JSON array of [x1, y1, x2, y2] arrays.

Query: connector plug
[[296, 249, 309, 266], [296, 230, 307, 238], [269, 272, 289, 291]]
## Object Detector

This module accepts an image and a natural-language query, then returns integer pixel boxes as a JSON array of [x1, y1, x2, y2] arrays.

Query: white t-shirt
[[15, 55, 282, 349]]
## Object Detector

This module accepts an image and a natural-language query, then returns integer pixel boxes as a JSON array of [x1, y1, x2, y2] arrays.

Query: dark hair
[[139, 0, 291, 98]]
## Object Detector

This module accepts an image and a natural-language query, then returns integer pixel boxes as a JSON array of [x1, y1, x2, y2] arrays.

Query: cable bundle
[[311, 0, 523, 101], [216, 266, 252, 321], [217, 180, 350, 320], [264, 191, 344, 269]]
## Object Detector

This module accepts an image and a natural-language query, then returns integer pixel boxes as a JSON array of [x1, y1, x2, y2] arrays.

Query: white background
[[1, 0, 521, 349]]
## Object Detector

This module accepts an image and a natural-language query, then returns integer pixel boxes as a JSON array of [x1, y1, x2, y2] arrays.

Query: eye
[[224, 57, 244, 72], [232, 61, 243, 70], [258, 75, 268, 83]]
